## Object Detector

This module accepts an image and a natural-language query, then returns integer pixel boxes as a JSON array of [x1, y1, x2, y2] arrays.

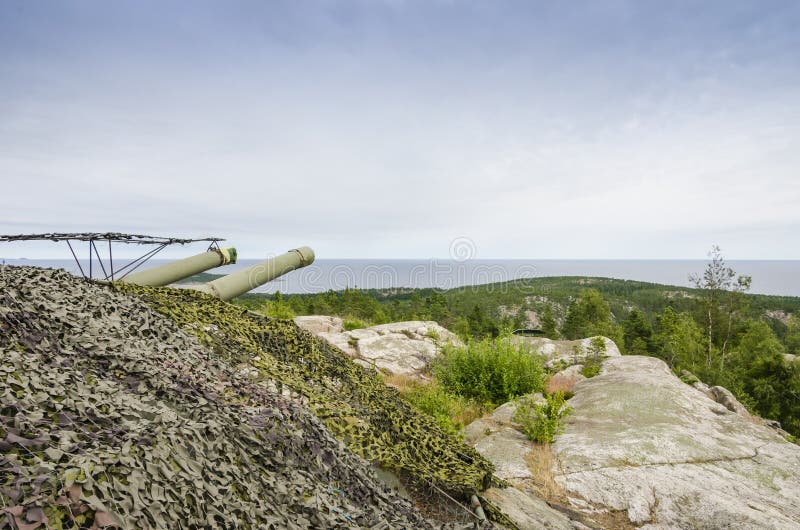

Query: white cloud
[[1, 1, 799, 259]]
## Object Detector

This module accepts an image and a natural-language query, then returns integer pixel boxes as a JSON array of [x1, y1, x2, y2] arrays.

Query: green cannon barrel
[[191, 246, 314, 301], [121, 247, 237, 286]]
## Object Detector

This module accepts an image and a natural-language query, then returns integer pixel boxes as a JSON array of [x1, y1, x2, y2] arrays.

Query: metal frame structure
[[0, 232, 224, 281]]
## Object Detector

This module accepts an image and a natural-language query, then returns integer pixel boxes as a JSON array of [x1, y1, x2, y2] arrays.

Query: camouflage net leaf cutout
[[0, 267, 496, 529]]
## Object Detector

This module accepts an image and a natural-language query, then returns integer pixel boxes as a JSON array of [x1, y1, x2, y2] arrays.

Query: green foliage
[[257, 299, 296, 319], [581, 362, 601, 378], [623, 309, 653, 354], [562, 289, 624, 348], [679, 371, 700, 385], [540, 304, 559, 339], [588, 336, 607, 356], [720, 320, 800, 435], [574, 336, 605, 377], [786, 316, 800, 356], [452, 316, 471, 341], [653, 307, 705, 371], [434, 336, 546, 405], [689, 245, 752, 368], [513, 392, 572, 443], [343, 317, 368, 331], [401, 383, 486, 436], [467, 304, 500, 338]]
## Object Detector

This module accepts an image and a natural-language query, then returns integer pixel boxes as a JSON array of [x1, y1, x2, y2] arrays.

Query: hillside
[[232, 276, 800, 346]]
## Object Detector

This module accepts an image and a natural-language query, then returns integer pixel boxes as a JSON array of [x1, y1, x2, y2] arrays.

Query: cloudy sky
[[1, 0, 799, 259]]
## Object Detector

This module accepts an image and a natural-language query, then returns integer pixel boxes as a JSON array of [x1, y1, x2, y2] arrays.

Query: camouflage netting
[[109, 282, 496, 495], [0, 267, 496, 529]]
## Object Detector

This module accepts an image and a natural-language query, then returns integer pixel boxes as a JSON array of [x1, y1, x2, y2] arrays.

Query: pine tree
[[541, 304, 558, 338]]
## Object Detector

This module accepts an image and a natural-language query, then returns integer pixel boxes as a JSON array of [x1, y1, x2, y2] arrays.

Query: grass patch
[[524, 444, 566, 501], [546, 374, 578, 397], [400, 381, 487, 436], [381, 372, 422, 393]]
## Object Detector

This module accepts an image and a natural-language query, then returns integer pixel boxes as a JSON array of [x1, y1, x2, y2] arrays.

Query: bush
[[581, 362, 601, 378], [401, 382, 485, 435], [434, 336, 546, 405], [513, 391, 572, 443], [574, 337, 604, 378], [259, 300, 296, 319], [343, 318, 368, 331]]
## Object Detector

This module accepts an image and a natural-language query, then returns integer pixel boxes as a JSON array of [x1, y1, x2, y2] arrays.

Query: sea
[[2, 258, 799, 297]]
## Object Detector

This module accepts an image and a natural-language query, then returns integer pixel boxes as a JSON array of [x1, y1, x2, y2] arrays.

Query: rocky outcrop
[[511, 336, 621, 369], [554, 355, 800, 528], [464, 353, 800, 529], [293, 314, 343, 334], [709, 385, 751, 418], [294, 316, 462, 376]]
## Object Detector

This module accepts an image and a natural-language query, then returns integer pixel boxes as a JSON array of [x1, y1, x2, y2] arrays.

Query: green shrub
[[513, 391, 572, 443], [588, 336, 607, 357], [343, 318, 368, 331], [259, 300, 296, 319], [401, 383, 485, 436], [434, 336, 545, 405], [425, 328, 441, 341], [575, 336, 605, 378], [581, 362, 601, 378]]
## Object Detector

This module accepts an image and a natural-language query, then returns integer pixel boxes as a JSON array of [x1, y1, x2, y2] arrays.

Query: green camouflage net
[[0, 267, 494, 529], [111, 282, 496, 497]]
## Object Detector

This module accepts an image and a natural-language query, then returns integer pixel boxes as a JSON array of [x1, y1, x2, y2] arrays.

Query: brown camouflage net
[[0, 266, 495, 529]]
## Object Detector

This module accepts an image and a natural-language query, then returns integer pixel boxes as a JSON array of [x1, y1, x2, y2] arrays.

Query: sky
[[1, 0, 799, 260]]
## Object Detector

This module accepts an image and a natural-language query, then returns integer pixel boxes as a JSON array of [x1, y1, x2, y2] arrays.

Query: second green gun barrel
[[192, 246, 314, 301]]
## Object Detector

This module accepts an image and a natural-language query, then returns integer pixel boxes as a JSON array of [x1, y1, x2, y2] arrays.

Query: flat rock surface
[[294, 315, 344, 334], [295, 318, 462, 376], [482, 487, 573, 530], [553, 355, 800, 528], [512, 336, 620, 368], [473, 427, 533, 481]]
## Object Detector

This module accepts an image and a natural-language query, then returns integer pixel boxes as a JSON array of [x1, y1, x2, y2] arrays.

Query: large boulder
[[465, 353, 800, 528], [293, 315, 344, 334], [512, 336, 621, 369], [708, 385, 751, 418], [553, 355, 800, 528], [294, 317, 462, 377]]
